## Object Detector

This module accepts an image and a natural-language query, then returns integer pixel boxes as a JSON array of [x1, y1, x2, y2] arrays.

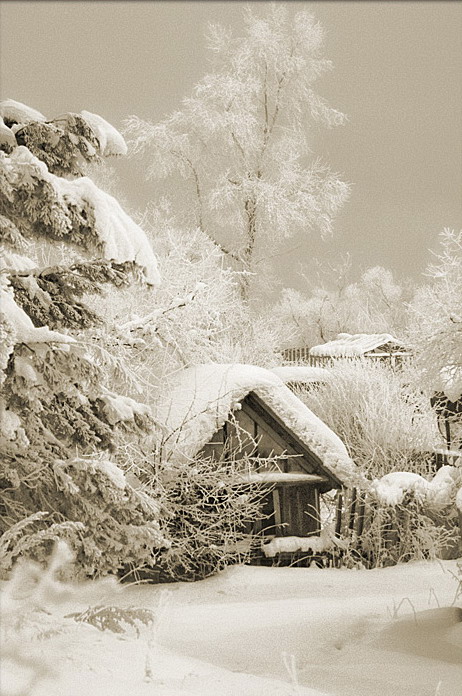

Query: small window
[[209, 427, 225, 444]]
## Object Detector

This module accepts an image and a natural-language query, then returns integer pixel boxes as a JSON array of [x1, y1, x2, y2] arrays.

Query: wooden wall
[[199, 398, 331, 538]]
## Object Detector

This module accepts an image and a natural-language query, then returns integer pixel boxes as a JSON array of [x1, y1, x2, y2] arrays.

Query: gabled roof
[[156, 364, 357, 486], [271, 365, 331, 384], [309, 333, 408, 358]]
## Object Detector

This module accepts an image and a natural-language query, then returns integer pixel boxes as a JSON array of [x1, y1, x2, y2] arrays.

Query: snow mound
[[157, 363, 356, 485], [375, 607, 462, 664], [371, 467, 462, 508], [0, 282, 76, 346], [261, 526, 345, 558], [271, 365, 331, 384], [425, 465, 461, 507], [80, 110, 128, 157], [371, 472, 429, 506], [0, 249, 37, 272], [310, 333, 407, 358], [0, 99, 46, 125]]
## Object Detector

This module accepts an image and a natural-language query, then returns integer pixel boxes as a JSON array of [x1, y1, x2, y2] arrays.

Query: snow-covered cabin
[[157, 364, 356, 542], [308, 333, 410, 367]]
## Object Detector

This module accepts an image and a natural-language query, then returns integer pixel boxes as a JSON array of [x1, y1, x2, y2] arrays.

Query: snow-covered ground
[[2, 560, 461, 696]]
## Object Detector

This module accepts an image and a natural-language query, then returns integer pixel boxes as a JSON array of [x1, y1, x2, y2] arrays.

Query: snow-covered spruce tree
[[125, 5, 350, 300], [0, 99, 169, 578]]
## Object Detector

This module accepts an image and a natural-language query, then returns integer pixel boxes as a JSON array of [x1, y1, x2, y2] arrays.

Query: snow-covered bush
[[0, 540, 159, 695], [154, 454, 270, 581], [299, 360, 461, 566], [341, 490, 459, 568], [0, 100, 168, 577], [299, 359, 439, 480]]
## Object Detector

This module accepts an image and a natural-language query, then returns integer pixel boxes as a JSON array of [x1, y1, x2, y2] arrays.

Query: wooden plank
[[240, 472, 329, 485], [273, 488, 282, 533], [348, 488, 357, 531], [356, 496, 366, 537], [335, 490, 343, 537], [300, 486, 319, 535]]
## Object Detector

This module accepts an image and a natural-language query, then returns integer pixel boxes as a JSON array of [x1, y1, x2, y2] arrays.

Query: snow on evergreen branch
[[0, 147, 160, 284]]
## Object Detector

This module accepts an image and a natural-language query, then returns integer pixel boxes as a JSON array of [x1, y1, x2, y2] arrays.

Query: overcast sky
[[1, 1, 461, 291]]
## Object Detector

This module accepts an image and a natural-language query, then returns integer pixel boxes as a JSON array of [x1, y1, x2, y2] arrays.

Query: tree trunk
[[240, 197, 257, 302]]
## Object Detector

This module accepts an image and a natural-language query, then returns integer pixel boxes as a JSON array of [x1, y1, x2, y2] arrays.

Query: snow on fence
[[282, 348, 410, 368], [258, 464, 462, 569], [282, 334, 411, 368], [333, 477, 462, 568]]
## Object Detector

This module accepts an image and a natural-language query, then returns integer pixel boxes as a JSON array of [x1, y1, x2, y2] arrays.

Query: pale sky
[[1, 1, 461, 291]]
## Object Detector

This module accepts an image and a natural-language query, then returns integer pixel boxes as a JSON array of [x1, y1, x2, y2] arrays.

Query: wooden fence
[[260, 485, 461, 569]]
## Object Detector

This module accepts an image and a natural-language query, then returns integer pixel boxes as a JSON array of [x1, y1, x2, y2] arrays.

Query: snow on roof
[[0, 282, 76, 346], [309, 333, 407, 358], [0, 99, 46, 125], [157, 363, 356, 484], [80, 111, 128, 157], [271, 366, 331, 384], [7, 147, 160, 285]]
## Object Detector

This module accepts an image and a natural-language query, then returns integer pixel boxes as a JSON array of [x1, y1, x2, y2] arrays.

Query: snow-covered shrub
[[299, 359, 439, 480], [297, 360, 460, 565], [0, 100, 168, 577], [336, 487, 460, 569], [154, 454, 271, 581]]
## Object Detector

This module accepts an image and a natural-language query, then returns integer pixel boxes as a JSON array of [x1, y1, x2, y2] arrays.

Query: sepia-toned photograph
[[0, 1, 461, 694]]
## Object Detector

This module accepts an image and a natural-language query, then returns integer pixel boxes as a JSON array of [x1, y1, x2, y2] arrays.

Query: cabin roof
[[270, 365, 331, 384], [156, 363, 357, 486], [309, 333, 408, 358]]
